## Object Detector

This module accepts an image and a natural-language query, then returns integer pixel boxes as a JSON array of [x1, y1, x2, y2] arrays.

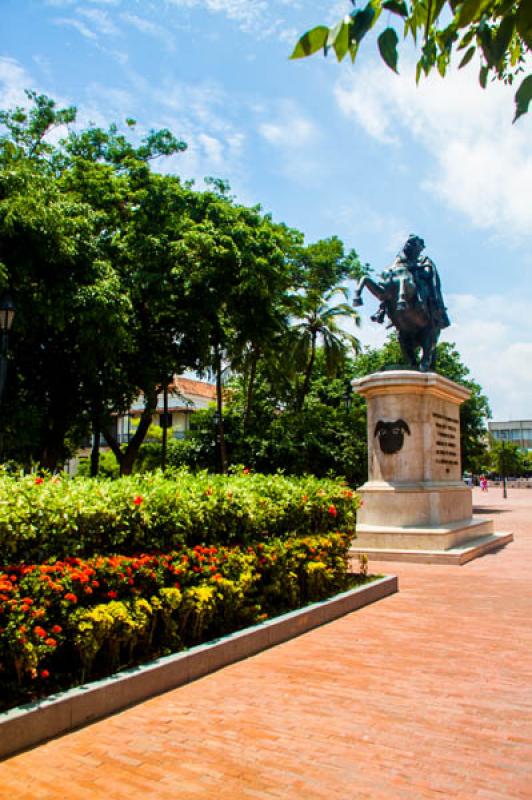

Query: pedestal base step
[[354, 516, 494, 551], [349, 531, 513, 565]]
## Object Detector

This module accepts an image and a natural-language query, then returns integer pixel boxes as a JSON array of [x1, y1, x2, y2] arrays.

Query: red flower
[[107, 590, 118, 599], [45, 638, 57, 647], [243, 467, 251, 475], [328, 505, 337, 517], [133, 495, 143, 506], [52, 625, 62, 634], [34, 626, 47, 638], [34, 477, 44, 485], [64, 593, 78, 604], [40, 670, 50, 679]]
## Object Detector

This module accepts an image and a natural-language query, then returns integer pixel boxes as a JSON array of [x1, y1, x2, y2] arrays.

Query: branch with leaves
[[291, 0, 532, 122]]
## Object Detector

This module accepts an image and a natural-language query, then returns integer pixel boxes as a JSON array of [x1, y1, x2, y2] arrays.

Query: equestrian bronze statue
[[353, 235, 450, 372]]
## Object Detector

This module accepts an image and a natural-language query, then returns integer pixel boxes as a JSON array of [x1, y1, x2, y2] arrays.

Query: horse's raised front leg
[[352, 277, 366, 307]]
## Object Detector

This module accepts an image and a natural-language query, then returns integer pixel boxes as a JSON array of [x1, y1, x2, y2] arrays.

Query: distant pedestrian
[[480, 475, 488, 492]]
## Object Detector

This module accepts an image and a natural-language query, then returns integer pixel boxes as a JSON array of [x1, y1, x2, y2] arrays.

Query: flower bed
[[0, 532, 358, 711], [0, 470, 358, 563]]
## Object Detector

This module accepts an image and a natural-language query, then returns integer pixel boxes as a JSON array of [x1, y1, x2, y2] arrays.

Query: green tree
[[0, 93, 188, 471], [289, 237, 365, 411], [489, 439, 525, 477], [174, 350, 368, 485], [291, 288, 361, 410], [177, 185, 301, 472], [292, 1, 532, 121]]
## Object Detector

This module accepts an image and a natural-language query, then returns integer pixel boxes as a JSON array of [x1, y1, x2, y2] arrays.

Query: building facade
[[121, 376, 217, 442], [488, 420, 532, 452]]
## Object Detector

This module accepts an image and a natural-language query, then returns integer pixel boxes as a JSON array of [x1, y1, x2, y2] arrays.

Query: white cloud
[[442, 293, 532, 420], [54, 17, 99, 40], [168, 0, 268, 32], [77, 7, 120, 36], [334, 59, 532, 241], [257, 98, 320, 149], [0, 58, 33, 110], [121, 13, 176, 52]]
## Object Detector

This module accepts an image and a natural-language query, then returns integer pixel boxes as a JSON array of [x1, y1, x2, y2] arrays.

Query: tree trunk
[[215, 348, 228, 474], [102, 387, 157, 475], [242, 349, 259, 435], [296, 332, 317, 411], [40, 420, 68, 472]]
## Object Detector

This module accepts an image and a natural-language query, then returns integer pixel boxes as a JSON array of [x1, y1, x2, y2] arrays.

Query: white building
[[118, 376, 217, 442], [488, 420, 532, 452]]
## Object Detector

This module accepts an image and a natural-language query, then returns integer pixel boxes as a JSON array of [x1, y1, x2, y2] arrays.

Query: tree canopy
[[0, 91, 364, 475], [291, 1, 532, 122]]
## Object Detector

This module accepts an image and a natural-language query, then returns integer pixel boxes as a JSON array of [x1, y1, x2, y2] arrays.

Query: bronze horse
[[353, 235, 450, 372]]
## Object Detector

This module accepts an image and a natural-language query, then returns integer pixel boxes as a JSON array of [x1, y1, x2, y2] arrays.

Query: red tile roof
[[172, 376, 216, 400]]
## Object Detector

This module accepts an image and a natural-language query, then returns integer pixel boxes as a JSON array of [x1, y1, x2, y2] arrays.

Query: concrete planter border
[[0, 574, 397, 761]]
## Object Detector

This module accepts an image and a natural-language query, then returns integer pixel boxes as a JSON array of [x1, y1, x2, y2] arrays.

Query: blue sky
[[2, 0, 532, 420]]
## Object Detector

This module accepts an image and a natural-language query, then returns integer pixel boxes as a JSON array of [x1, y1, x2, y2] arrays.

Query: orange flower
[[34, 626, 47, 638], [64, 593, 78, 604], [45, 638, 57, 647]]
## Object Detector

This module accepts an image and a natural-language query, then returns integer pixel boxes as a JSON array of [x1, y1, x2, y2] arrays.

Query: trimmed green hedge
[[0, 470, 359, 564]]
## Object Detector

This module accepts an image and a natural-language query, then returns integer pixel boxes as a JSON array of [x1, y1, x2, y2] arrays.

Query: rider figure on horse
[[371, 235, 450, 330], [353, 234, 450, 371]]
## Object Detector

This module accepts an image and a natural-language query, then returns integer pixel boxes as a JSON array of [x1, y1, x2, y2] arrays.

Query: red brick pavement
[[1, 488, 531, 799]]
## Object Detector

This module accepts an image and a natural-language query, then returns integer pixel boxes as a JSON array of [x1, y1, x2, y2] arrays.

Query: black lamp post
[[343, 380, 353, 414], [501, 440, 508, 500], [0, 293, 15, 462], [0, 293, 15, 404]]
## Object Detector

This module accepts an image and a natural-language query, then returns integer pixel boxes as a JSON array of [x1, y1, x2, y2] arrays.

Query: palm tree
[[291, 288, 361, 411]]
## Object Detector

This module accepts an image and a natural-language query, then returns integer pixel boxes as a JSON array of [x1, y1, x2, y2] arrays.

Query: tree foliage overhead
[[291, 0, 532, 121]]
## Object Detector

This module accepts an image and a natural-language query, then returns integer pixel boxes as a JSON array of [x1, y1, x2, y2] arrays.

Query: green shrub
[[0, 470, 359, 563]]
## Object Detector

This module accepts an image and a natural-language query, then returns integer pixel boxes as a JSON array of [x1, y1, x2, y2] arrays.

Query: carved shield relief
[[374, 419, 411, 454]]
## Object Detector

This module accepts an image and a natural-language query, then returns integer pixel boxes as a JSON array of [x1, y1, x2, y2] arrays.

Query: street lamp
[[343, 380, 353, 414], [0, 293, 15, 462], [501, 440, 508, 500], [0, 293, 15, 404]]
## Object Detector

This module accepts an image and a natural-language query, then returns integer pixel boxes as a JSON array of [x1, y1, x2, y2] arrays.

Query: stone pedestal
[[350, 371, 512, 564]]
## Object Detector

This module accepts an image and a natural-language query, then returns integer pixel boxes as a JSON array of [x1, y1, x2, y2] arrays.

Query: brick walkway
[[1, 488, 531, 799]]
